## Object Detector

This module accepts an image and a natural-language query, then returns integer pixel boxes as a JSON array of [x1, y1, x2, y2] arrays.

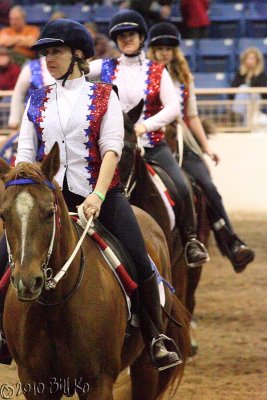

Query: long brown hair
[[147, 46, 193, 88]]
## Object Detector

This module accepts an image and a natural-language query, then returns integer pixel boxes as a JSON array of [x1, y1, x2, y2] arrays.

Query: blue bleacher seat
[[25, 4, 52, 25], [53, 5, 91, 24], [180, 39, 197, 72], [209, 3, 245, 38], [239, 38, 267, 67], [194, 72, 229, 89], [194, 72, 229, 100], [245, 2, 267, 37], [197, 39, 236, 73], [167, 3, 182, 24], [92, 5, 119, 35]]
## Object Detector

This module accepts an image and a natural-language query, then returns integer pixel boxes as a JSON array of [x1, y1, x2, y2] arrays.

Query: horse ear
[[127, 99, 144, 124], [41, 142, 60, 181], [0, 158, 11, 180]]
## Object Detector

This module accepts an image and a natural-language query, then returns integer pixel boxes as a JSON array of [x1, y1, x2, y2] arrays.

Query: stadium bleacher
[[7, 1, 267, 90]]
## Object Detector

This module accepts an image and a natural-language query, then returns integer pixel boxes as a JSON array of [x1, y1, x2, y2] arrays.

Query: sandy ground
[[0, 215, 266, 400]]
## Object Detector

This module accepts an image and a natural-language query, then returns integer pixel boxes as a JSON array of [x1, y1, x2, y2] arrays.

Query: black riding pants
[[144, 141, 197, 242], [182, 147, 233, 232], [63, 183, 153, 283]]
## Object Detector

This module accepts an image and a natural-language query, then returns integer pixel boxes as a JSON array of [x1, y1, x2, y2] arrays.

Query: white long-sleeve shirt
[[8, 57, 54, 128], [16, 76, 124, 197], [89, 51, 181, 146]]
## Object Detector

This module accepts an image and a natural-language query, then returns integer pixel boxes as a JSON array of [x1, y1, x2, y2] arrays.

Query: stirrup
[[184, 238, 210, 268], [150, 334, 183, 371]]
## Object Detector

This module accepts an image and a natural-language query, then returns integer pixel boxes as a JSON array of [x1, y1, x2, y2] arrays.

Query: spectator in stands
[[181, 0, 210, 39], [0, 5, 40, 65], [231, 47, 267, 95], [0, 46, 20, 90], [230, 47, 267, 122], [147, 22, 255, 273], [120, 1, 172, 27]]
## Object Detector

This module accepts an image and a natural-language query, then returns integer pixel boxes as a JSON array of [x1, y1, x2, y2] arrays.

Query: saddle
[[145, 160, 208, 241]]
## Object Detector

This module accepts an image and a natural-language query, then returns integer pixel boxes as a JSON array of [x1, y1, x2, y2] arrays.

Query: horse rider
[[88, 9, 210, 269], [0, 18, 182, 370], [8, 56, 54, 131], [147, 21, 255, 272]]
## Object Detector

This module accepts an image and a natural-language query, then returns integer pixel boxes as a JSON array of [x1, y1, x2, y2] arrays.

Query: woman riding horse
[[147, 22, 255, 273], [0, 18, 181, 370], [88, 9, 209, 269]]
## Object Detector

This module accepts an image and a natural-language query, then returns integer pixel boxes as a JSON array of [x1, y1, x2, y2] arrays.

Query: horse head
[[0, 143, 61, 301], [119, 99, 144, 186]]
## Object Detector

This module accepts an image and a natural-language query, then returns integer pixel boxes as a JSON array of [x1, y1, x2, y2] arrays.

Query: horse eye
[[46, 210, 55, 220], [0, 213, 5, 222]]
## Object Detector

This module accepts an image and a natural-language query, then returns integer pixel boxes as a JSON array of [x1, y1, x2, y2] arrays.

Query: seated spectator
[[0, 5, 40, 65], [0, 46, 20, 90], [181, 0, 210, 39], [230, 47, 267, 121]]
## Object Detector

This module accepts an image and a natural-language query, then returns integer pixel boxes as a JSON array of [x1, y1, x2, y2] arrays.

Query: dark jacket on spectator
[[230, 71, 267, 99]]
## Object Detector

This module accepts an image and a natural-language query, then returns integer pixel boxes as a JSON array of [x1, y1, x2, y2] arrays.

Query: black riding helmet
[[148, 22, 181, 48], [109, 9, 148, 42], [31, 19, 94, 85]]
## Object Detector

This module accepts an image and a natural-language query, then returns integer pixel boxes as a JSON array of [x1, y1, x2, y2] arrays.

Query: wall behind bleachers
[[207, 132, 267, 213]]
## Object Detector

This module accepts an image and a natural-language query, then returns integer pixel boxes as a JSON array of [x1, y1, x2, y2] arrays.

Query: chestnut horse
[[120, 102, 210, 338], [0, 143, 189, 400]]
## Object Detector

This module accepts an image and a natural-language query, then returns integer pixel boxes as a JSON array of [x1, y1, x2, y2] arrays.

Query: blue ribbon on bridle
[[5, 178, 55, 190]]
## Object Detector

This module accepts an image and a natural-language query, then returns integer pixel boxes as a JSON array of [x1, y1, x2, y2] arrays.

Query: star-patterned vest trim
[[27, 82, 120, 191], [26, 59, 44, 104], [181, 82, 190, 127], [101, 58, 165, 147]]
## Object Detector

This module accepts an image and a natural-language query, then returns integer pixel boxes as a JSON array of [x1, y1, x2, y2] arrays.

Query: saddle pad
[[146, 163, 176, 230]]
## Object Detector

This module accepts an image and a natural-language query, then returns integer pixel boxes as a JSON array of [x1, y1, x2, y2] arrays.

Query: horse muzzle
[[10, 273, 44, 302]]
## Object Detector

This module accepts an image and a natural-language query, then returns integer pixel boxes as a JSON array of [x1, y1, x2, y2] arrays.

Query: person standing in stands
[[181, 0, 210, 39], [147, 22, 255, 273]]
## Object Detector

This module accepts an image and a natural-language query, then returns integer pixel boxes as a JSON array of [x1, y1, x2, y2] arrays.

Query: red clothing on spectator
[[0, 62, 20, 89], [181, 0, 210, 28]]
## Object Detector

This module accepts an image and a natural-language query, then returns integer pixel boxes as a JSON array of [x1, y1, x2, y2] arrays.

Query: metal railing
[[1, 87, 267, 136]]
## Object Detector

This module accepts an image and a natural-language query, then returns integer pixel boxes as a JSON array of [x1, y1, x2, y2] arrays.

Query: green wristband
[[93, 190, 105, 202]]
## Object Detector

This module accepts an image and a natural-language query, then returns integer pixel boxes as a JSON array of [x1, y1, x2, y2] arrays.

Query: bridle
[[4, 177, 90, 306], [123, 137, 144, 199]]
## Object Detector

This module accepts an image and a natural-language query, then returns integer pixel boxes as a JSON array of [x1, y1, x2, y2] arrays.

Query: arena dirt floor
[[0, 214, 266, 400]]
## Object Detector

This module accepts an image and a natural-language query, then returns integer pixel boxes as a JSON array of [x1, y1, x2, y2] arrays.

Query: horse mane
[[7, 162, 47, 184]]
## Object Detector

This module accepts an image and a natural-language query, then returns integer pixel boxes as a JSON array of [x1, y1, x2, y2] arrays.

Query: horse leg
[[78, 375, 114, 400], [186, 266, 203, 356], [130, 349, 158, 400]]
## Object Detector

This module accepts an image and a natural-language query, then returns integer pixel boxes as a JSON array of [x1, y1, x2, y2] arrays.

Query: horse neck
[[50, 190, 78, 272]]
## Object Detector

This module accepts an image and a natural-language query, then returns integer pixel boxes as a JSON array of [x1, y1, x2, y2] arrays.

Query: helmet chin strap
[[58, 49, 79, 86]]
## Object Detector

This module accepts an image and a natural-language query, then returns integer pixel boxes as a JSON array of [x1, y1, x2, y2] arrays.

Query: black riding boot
[[179, 194, 209, 268], [138, 272, 182, 371], [213, 219, 255, 273]]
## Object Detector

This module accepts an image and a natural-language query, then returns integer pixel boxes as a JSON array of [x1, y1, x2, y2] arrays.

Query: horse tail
[[156, 295, 191, 399]]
